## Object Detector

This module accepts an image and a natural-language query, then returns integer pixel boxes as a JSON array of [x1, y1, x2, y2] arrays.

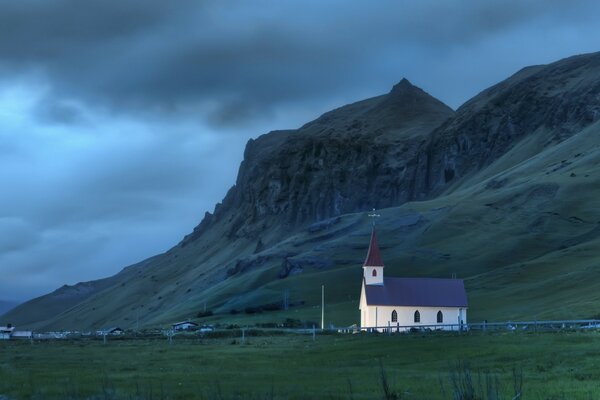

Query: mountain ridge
[[5, 51, 600, 330], [0, 300, 18, 317]]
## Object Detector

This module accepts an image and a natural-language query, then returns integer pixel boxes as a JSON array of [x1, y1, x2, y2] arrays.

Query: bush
[[196, 310, 213, 318], [447, 361, 523, 400], [304, 321, 319, 329], [262, 302, 282, 312], [256, 322, 278, 328]]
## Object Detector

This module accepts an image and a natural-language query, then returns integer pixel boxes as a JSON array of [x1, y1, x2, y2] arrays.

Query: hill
[[0, 300, 18, 317], [5, 52, 600, 330]]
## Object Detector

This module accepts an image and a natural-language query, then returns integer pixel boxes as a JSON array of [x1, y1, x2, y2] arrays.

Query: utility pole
[[282, 288, 289, 310], [321, 285, 325, 331]]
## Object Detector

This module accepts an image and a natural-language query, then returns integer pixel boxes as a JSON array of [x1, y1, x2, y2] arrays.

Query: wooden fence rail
[[335, 319, 600, 334]]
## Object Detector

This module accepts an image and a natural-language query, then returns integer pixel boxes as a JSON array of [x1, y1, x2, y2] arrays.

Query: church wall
[[361, 306, 467, 332], [363, 267, 384, 285]]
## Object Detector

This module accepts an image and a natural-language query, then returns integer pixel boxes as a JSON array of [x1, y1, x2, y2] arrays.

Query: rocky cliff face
[[184, 79, 454, 243], [187, 53, 600, 246], [426, 53, 600, 194]]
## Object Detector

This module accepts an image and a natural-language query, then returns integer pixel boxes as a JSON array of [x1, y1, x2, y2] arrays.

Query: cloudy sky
[[1, 0, 599, 303]]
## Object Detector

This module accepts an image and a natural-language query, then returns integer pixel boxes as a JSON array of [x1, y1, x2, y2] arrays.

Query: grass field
[[2, 330, 600, 399]]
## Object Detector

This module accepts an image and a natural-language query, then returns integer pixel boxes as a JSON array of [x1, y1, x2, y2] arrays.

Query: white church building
[[359, 229, 468, 331]]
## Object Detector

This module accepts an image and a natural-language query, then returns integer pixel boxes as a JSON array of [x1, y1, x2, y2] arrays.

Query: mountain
[[0, 300, 18, 317], [6, 52, 600, 330], [183, 78, 454, 243]]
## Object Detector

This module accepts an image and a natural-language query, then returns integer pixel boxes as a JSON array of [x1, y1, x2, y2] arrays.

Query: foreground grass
[[1, 330, 600, 399]]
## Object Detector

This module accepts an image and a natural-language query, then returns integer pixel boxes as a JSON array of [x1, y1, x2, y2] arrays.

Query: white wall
[[363, 266, 383, 285], [362, 306, 467, 332]]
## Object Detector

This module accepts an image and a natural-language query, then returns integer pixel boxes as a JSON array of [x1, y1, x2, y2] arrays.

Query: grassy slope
[[25, 119, 600, 331], [2, 331, 600, 399], [178, 119, 600, 327]]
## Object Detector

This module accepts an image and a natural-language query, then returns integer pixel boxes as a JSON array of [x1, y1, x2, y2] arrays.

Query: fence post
[[312, 324, 315, 341]]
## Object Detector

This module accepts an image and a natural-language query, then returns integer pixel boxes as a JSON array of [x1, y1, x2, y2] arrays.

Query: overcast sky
[[1, 0, 599, 303]]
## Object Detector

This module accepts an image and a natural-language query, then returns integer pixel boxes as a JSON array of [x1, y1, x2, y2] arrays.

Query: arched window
[[391, 310, 398, 323], [437, 310, 443, 323], [414, 310, 420, 323], [372, 269, 377, 277]]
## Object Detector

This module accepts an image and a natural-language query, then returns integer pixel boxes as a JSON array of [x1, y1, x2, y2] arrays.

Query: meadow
[[1, 330, 600, 399]]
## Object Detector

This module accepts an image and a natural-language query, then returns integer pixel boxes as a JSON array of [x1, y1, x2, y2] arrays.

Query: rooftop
[[363, 229, 384, 267], [364, 277, 468, 307]]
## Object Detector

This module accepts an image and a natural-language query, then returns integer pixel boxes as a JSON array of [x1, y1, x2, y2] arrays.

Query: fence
[[7, 319, 600, 342], [337, 319, 600, 334]]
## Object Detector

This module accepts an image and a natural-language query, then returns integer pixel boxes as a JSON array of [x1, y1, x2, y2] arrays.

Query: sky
[[1, 0, 600, 303]]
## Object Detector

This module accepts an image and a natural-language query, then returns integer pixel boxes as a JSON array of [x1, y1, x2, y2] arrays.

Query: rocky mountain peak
[[181, 81, 454, 246], [376, 78, 454, 123], [389, 77, 414, 93]]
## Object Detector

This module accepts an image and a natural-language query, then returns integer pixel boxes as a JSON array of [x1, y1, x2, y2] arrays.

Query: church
[[359, 228, 468, 331]]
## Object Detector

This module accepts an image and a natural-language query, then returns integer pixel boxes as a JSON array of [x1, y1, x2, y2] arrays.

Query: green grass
[[2, 331, 600, 399]]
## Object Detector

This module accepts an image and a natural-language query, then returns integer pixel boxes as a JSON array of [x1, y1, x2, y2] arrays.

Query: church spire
[[363, 229, 384, 268], [362, 218, 385, 286]]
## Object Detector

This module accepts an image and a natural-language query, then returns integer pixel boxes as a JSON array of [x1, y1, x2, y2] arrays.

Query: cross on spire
[[367, 208, 380, 227]]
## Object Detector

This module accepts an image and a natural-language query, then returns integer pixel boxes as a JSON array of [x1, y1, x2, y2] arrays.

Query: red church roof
[[363, 229, 384, 267]]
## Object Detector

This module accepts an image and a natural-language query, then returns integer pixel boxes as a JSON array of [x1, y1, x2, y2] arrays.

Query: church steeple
[[363, 228, 384, 285]]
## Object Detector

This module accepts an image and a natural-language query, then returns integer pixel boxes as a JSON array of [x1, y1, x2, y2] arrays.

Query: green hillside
[[5, 52, 600, 331]]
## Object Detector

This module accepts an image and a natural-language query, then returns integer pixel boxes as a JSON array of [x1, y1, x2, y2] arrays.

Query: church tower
[[363, 229, 384, 285]]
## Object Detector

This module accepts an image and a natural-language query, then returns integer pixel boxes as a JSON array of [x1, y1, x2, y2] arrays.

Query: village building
[[11, 330, 32, 339], [171, 321, 198, 331], [96, 327, 124, 336], [359, 228, 468, 332], [0, 325, 15, 340]]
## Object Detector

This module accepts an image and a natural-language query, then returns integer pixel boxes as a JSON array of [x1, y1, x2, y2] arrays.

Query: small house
[[96, 327, 124, 336], [12, 330, 32, 339], [172, 321, 198, 331], [0, 324, 15, 340]]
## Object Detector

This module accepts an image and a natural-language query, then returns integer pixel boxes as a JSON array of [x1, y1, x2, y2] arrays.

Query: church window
[[437, 310, 443, 323], [391, 310, 397, 322], [372, 269, 377, 277], [414, 310, 420, 323]]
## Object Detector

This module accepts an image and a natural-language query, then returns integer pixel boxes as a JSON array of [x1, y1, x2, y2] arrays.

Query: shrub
[[282, 318, 303, 328], [196, 310, 214, 318]]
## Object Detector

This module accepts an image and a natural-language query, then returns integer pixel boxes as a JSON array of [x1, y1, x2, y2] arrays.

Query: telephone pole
[[321, 285, 325, 331]]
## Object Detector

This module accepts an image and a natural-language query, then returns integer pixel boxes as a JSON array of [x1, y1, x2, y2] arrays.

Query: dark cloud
[[1, 1, 600, 301], [1, 0, 598, 128]]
